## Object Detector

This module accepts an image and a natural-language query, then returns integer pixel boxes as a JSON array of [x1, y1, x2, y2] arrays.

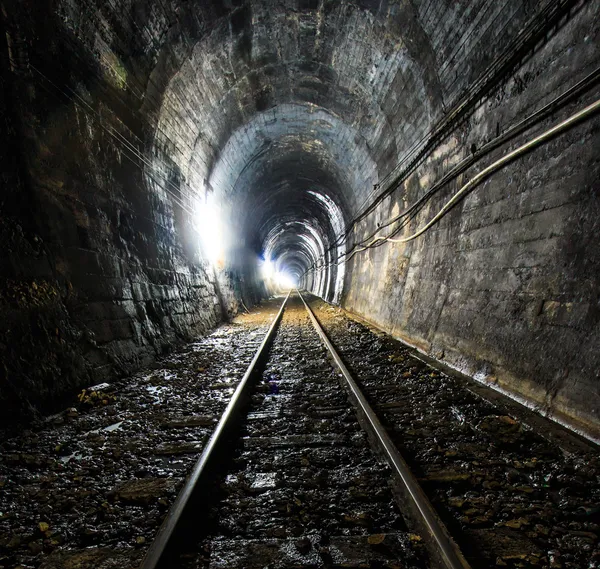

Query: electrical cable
[[343, 65, 600, 258], [384, 99, 600, 242], [304, 61, 600, 274], [305, 96, 600, 274], [320, 0, 580, 260]]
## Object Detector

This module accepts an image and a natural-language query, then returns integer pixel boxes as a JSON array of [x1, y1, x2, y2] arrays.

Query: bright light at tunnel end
[[275, 271, 298, 290], [260, 256, 298, 291]]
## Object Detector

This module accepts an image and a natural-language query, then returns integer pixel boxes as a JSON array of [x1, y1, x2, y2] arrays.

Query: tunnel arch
[[145, 1, 439, 303], [199, 103, 368, 301], [4, 0, 599, 445]]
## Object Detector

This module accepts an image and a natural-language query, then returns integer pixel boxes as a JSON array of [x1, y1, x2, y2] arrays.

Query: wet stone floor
[[179, 297, 427, 569], [307, 297, 600, 569], [1, 292, 599, 569], [0, 300, 282, 569]]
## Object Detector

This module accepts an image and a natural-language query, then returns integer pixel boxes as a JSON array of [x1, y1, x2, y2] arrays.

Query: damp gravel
[[0, 300, 282, 569], [308, 296, 600, 569]]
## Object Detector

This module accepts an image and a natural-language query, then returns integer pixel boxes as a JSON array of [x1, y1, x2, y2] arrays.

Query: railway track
[[304, 296, 600, 569], [140, 291, 599, 569], [140, 291, 468, 569]]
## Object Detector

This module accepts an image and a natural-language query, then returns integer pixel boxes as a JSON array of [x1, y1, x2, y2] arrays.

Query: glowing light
[[195, 194, 225, 268], [260, 256, 297, 291], [261, 257, 275, 280], [275, 271, 297, 290]]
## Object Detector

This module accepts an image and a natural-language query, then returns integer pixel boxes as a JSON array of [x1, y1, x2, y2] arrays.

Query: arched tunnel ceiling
[[209, 104, 376, 213], [49, 0, 558, 296], [154, 1, 438, 176], [11, 0, 598, 445], [207, 104, 374, 280], [147, 0, 442, 285]]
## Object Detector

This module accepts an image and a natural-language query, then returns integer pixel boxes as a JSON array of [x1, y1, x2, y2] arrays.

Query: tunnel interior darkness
[[1, 0, 599, 440], [143, 1, 436, 304], [202, 104, 363, 302], [152, 99, 382, 304]]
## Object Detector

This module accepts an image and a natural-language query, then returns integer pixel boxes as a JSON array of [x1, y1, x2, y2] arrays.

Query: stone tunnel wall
[[1, 0, 599, 439], [0, 2, 247, 423], [342, 1, 600, 440]]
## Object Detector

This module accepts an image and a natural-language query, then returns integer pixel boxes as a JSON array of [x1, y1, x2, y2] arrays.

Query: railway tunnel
[[1, 1, 599, 568]]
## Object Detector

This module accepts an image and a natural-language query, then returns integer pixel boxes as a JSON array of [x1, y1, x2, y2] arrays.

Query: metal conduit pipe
[[362, 97, 600, 249], [308, 96, 600, 273]]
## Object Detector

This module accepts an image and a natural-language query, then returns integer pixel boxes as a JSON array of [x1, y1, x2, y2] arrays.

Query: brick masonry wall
[[0, 1, 244, 422], [342, 0, 600, 440], [2, 0, 599, 438]]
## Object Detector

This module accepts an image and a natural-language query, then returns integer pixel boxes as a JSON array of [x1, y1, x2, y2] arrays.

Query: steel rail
[[140, 291, 291, 569], [298, 290, 471, 569]]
